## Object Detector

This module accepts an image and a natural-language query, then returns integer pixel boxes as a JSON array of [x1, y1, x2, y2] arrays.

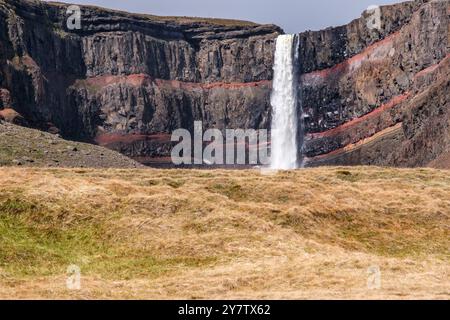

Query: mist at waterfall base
[[270, 34, 301, 170]]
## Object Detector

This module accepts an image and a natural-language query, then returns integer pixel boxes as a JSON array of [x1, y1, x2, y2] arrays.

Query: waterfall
[[270, 34, 300, 170]]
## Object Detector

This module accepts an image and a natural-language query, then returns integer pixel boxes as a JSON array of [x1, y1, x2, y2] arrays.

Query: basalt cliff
[[300, 0, 449, 168], [0, 0, 449, 168]]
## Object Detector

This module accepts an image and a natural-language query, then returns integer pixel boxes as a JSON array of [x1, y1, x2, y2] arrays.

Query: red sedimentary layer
[[95, 132, 172, 146], [0, 108, 21, 121], [306, 53, 449, 142], [78, 74, 151, 88], [301, 31, 399, 85], [307, 123, 403, 162], [78, 74, 271, 91], [304, 52, 449, 163], [307, 92, 410, 140], [413, 53, 450, 79]]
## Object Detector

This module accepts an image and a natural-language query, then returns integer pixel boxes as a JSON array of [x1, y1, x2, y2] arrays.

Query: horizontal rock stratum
[[0, 0, 448, 168], [301, 0, 449, 168], [0, 0, 281, 158]]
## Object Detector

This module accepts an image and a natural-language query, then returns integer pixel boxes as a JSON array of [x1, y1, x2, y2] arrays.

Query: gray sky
[[45, 0, 404, 33]]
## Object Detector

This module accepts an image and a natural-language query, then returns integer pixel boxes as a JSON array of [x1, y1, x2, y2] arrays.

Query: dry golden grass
[[0, 166, 449, 299]]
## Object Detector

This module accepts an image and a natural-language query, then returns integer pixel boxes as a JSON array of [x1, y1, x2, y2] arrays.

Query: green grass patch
[[0, 196, 216, 279]]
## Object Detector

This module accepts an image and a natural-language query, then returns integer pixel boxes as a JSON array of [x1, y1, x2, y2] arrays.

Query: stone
[[21, 157, 34, 163], [0, 0, 448, 169], [12, 159, 23, 166]]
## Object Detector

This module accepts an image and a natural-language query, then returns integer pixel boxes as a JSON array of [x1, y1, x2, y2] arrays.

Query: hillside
[[0, 121, 141, 168], [0, 166, 448, 299]]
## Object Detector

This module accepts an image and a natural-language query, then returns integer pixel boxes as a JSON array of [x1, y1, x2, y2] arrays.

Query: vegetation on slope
[[0, 122, 141, 168]]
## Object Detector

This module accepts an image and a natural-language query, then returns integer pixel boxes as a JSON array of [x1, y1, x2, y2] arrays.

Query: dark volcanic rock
[[300, 0, 450, 168], [0, 0, 280, 157], [300, 0, 448, 134], [0, 0, 449, 168], [297, 0, 428, 74]]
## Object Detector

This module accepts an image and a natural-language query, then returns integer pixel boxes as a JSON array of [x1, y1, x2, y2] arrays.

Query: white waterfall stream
[[270, 34, 300, 170]]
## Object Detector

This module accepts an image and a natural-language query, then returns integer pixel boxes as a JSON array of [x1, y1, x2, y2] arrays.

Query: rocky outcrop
[[301, 0, 450, 168], [0, 0, 280, 157], [0, 0, 449, 168]]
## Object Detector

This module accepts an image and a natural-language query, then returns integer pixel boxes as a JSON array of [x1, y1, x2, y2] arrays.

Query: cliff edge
[[0, 0, 449, 168]]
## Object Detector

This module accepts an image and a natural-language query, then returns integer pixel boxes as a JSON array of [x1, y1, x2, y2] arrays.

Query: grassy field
[[0, 166, 448, 299]]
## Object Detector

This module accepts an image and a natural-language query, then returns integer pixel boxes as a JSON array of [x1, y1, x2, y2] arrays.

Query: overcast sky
[[45, 0, 405, 33]]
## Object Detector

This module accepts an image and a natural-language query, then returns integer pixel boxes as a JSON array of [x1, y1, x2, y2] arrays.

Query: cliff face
[[0, 0, 449, 168], [0, 0, 280, 156], [300, 0, 450, 168]]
